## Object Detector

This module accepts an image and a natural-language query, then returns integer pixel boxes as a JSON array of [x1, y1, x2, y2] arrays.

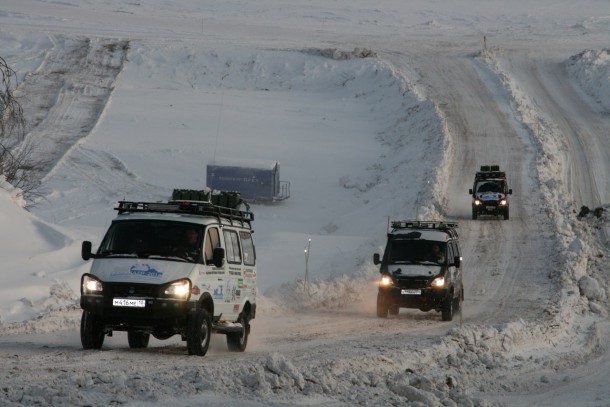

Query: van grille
[[394, 277, 431, 289], [106, 283, 157, 298]]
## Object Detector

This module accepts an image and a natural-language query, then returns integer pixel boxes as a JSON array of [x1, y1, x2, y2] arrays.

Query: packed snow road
[[380, 46, 560, 326]]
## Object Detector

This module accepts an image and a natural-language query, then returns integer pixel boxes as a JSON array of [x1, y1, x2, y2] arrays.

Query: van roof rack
[[475, 165, 506, 181], [115, 199, 253, 228], [389, 220, 458, 238]]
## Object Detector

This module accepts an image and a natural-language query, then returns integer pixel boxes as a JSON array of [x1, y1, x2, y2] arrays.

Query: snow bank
[[566, 49, 610, 113]]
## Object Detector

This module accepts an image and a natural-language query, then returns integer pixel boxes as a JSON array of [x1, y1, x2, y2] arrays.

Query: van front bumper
[[81, 294, 195, 331], [379, 286, 449, 311]]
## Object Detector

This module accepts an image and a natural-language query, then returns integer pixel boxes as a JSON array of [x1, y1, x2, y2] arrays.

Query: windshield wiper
[[148, 255, 188, 262], [98, 251, 137, 258]]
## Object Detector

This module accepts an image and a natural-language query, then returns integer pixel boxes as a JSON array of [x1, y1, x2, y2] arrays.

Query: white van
[[80, 193, 257, 356]]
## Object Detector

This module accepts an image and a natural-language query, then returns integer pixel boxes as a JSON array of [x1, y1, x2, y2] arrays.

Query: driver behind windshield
[[428, 244, 446, 264]]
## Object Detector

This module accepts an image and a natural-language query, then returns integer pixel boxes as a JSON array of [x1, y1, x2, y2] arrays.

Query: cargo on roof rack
[[388, 220, 458, 239], [474, 165, 505, 182], [171, 188, 245, 210], [390, 220, 458, 230], [115, 198, 253, 227]]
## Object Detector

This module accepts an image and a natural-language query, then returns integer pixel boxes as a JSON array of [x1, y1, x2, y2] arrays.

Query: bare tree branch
[[0, 55, 25, 141], [0, 55, 42, 207]]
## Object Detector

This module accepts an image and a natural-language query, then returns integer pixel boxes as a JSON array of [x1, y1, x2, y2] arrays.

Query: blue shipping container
[[206, 163, 290, 201]]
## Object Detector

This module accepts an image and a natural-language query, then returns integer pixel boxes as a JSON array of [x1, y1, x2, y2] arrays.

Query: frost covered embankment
[[565, 49, 610, 114], [13, 36, 129, 182]]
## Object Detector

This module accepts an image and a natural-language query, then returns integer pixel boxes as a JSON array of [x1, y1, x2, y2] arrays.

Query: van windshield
[[476, 181, 502, 193], [97, 220, 204, 263], [386, 240, 447, 265]]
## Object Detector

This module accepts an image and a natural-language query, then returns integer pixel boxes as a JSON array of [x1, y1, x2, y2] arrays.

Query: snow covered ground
[[0, 0, 609, 406]]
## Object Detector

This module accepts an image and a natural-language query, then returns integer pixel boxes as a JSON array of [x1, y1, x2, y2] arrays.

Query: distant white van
[[79, 192, 257, 356]]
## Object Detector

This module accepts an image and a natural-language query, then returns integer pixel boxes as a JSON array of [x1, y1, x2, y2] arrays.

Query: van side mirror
[[508, 188, 513, 194], [453, 256, 461, 268], [373, 253, 380, 266], [82, 241, 95, 260], [212, 247, 225, 268], [469, 189, 473, 195]]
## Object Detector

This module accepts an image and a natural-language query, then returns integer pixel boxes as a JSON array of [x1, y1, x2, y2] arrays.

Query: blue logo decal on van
[[213, 285, 224, 299], [130, 264, 162, 277]]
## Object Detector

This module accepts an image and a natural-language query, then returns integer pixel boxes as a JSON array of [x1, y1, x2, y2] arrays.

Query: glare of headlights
[[500, 199, 507, 205], [431, 277, 445, 288], [474, 200, 481, 206], [380, 275, 393, 286], [165, 280, 191, 298], [83, 275, 103, 293]]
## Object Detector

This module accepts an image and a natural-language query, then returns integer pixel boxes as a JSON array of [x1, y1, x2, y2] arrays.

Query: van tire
[[389, 304, 399, 315], [226, 312, 249, 352], [128, 331, 150, 348], [376, 293, 389, 318], [81, 311, 105, 350], [186, 309, 212, 356], [441, 295, 454, 321]]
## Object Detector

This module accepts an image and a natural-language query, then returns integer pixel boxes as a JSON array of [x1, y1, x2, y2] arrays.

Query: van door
[[239, 230, 256, 306], [222, 228, 243, 320], [448, 241, 461, 292], [201, 226, 229, 316]]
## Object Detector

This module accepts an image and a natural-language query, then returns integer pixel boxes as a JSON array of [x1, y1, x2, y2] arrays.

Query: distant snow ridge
[[566, 49, 610, 114]]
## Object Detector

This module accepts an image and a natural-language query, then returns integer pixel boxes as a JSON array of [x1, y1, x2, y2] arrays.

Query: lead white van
[[80, 191, 257, 356]]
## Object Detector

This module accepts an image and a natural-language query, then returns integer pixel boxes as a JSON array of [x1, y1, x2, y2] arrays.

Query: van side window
[[447, 242, 456, 264], [204, 227, 221, 264], [223, 230, 242, 264], [452, 241, 461, 259], [240, 231, 256, 266]]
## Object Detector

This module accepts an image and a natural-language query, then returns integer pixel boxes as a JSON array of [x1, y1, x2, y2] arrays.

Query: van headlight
[[379, 275, 393, 287], [499, 199, 507, 206], [474, 199, 481, 206], [82, 274, 103, 294], [431, 276, 445, 288], [164, 279, 192, 299]]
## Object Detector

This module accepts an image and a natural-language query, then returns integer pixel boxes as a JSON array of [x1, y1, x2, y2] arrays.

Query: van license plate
[[401, 289, 421, 295], [113, 298, 146, 308]]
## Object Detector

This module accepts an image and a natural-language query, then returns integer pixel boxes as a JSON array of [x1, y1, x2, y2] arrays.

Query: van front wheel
[[186, 309, 212, 356], [441, 295, 454, 321], [81, 311, 105, 350], [376, 293, 389, 318]]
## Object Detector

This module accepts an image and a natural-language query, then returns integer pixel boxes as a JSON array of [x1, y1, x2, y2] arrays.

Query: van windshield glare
[[97, 220, 204, 263], [387, 240, 447, 264]]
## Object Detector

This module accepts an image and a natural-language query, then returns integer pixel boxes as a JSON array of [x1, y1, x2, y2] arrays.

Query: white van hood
[[89, 258, 197, 284]]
